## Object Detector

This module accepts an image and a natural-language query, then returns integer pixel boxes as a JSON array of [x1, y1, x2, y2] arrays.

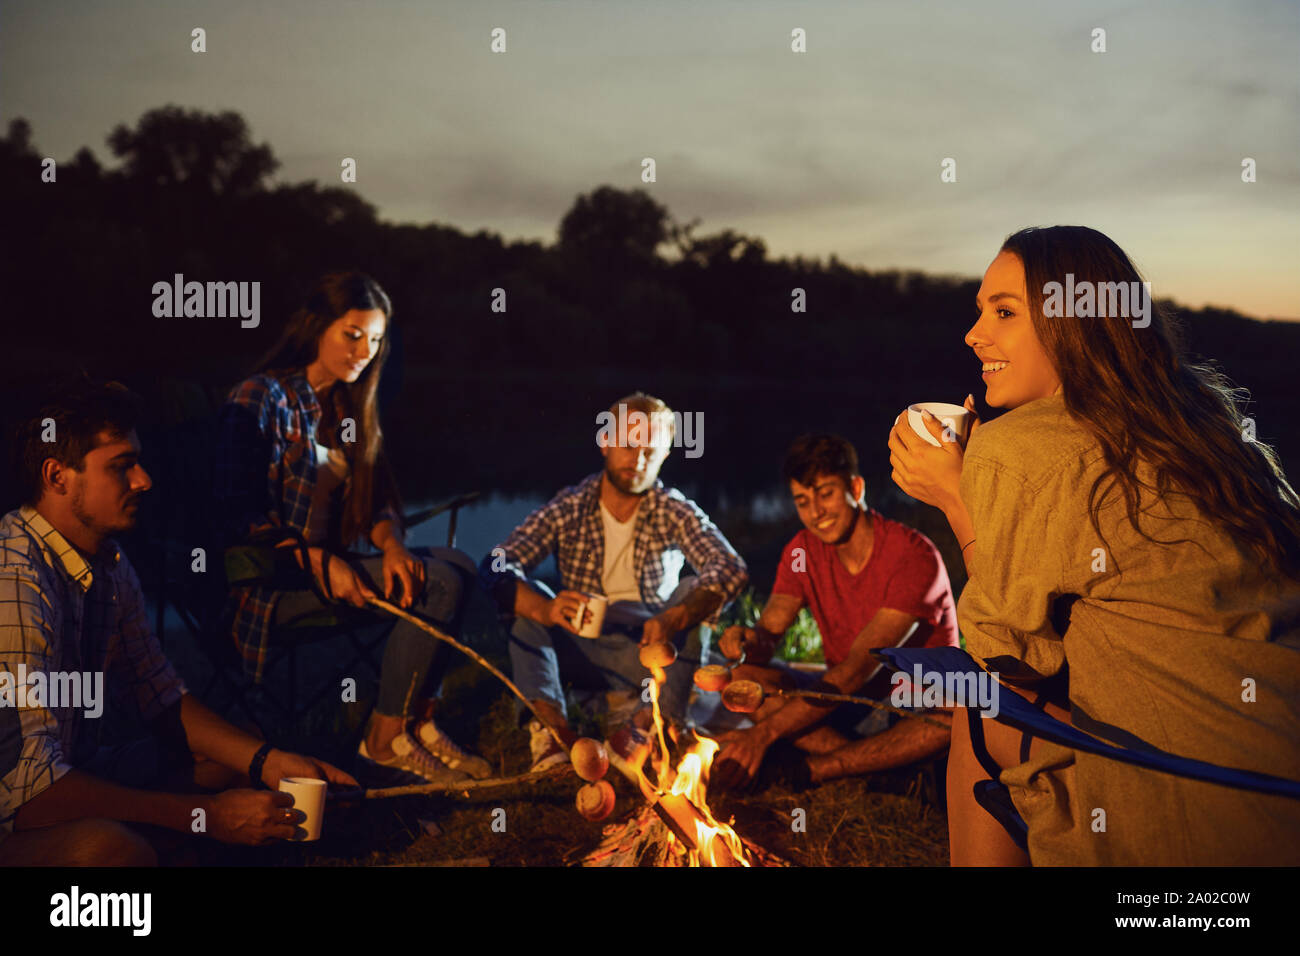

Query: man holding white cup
[[0, 380, 357, 866], [480, 392, 748, 772]]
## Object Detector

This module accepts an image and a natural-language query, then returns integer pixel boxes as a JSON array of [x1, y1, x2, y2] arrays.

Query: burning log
[[651, 792, 742, 867], [581, 801, 789, 867]]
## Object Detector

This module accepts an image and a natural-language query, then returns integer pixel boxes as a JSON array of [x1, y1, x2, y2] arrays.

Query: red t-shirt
[[772, 509, 959, 667]]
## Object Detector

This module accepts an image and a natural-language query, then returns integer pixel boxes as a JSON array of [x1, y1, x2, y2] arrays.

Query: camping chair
[[198, 493, 483, 731], [873, 645, 1300, 853]]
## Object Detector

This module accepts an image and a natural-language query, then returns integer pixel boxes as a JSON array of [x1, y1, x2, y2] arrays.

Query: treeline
[[3, 105, 1296, 481]]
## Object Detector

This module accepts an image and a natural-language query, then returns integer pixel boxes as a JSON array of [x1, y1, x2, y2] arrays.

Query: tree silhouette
[[1, 117, 33, 157], [557, 185, 671, 267], [107, 105, 278, 197], [676, 227, 767, 269]]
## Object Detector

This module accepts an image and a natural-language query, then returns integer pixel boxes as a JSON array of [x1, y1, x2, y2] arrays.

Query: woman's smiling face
[[964, 250, 1062, 409]]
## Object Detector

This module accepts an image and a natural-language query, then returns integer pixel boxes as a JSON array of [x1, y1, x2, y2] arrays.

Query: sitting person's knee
[[421, 557, 465, 615], [509, 612, 551, 643], [65, 819, 159, 867]]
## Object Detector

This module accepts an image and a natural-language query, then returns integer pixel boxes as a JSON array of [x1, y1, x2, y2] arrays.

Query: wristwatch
[[249, 742, 274, 789]]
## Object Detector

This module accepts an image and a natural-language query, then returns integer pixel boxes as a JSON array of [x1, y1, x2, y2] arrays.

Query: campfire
[[358, 606, 784, 865], [578, 645, 788, 867]]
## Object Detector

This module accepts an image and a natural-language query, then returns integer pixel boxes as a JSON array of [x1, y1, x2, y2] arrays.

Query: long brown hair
[[255, 271, 400, 547], [1002, 225, 1300, 578]]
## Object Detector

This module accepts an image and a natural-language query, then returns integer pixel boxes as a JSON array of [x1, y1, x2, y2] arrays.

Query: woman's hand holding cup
[[888, 394, 980, 512]]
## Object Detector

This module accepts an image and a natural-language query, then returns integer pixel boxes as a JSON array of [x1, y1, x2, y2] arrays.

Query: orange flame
[[640, 668, 750, 867]]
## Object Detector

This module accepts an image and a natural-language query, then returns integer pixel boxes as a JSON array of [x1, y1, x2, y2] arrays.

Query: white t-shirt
[[306, 441, 349, 545], [599, 500, 641, 604]]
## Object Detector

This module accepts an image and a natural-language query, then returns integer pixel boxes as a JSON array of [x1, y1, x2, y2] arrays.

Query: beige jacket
[[957, 393, 1300, 865]]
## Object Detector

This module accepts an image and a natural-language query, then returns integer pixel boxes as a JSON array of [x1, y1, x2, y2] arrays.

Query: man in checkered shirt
[[480, 392, 747, 771], [0, 379, 356, 865]]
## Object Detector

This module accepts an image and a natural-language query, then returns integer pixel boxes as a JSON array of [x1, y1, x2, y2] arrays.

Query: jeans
[[272, 547, 474, 718], [507, 576, 708, 725]]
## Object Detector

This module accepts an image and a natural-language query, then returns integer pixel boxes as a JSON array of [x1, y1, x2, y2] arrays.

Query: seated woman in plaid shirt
[[216, 272, 489, 784]]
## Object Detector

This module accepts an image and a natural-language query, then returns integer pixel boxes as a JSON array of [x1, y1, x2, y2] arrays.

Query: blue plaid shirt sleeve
[[0, 564, 71, 832], [478, 490, 571, 602], [664, 493, 748, 612], [497, 494, 566, 578]]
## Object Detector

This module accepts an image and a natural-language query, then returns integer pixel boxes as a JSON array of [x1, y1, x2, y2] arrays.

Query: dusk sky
[[5, 0, 1297, 318]]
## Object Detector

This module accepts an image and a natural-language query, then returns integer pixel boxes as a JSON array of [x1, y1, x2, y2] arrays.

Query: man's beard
[[605, 462, 651, 496], [71, 486, 133, 538]]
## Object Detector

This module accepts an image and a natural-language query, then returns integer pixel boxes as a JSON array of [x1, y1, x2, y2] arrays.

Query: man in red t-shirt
[[712, 434, 959, 789]]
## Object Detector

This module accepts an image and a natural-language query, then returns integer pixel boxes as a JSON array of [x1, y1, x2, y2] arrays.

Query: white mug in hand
[[571, 592, 609, 639], [907, 402, 972, 448], [278, 777, 326, 841]]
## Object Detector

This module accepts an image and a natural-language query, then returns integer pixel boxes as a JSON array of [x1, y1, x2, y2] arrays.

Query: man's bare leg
[[807, 713, 952, 783], [730, 662, 861, 754]]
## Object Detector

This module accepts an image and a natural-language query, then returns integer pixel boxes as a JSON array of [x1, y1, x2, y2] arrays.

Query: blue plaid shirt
[[214, 371, 401, 681], [0, 507, 186, 841], [482, 473, 747, 622]]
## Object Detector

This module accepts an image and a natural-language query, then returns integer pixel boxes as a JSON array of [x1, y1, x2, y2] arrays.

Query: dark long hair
[[255, 271, 399, 547], [1001, 225, 1300, 578]]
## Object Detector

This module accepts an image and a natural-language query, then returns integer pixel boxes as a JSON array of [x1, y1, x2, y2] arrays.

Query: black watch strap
[[249, 742, 274, 789]]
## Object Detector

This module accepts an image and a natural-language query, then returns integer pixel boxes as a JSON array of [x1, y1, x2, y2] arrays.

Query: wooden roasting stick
[[718, 675, 954, 730], [364, 765, 569, 800], [365, 597, 568, 751], [770, 687, 954, 729]]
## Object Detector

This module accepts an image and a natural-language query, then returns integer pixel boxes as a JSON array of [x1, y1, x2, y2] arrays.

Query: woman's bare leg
[[947, 703, 1030, 865], [947, 684, 1071, 866]]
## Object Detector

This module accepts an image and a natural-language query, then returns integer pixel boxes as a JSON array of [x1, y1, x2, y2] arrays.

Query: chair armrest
[[402, 491, 482, 530]]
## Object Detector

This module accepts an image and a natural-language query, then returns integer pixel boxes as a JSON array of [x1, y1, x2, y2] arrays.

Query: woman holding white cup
[[887, 225, 1300, 866]]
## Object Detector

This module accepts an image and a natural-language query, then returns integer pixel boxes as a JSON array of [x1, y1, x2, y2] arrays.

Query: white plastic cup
[[572, 593, 609, 639], [278, 777, 327, 841], [907, 402, 973, 449]]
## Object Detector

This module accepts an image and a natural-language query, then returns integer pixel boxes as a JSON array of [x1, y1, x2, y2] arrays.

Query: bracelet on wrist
[[248, 743, 274, 789]]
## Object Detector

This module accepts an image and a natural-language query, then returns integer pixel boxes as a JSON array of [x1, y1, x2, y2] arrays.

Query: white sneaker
[[416, 720, 492, 780], [358, 732, 469, 785], [528, 719, 570, 773]]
